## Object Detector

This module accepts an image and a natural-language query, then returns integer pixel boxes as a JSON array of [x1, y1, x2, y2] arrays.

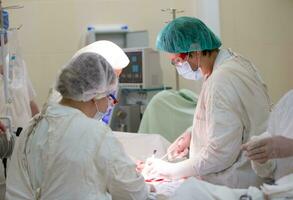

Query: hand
[[135, 160, 145, 173], [0, 122, 6, 135], [242, 136, 293, 164], [167, 131, 191, 161], [142, 158, 174, 179]]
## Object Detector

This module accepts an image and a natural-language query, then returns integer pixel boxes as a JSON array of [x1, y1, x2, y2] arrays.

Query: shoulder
[[271, 90, 293, 117]]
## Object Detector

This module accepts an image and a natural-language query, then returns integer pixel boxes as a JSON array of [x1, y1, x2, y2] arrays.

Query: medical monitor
[[119, 48, 162, 89]]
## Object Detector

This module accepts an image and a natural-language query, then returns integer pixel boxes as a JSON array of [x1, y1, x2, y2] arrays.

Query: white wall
[[3, 0, 293, 105]]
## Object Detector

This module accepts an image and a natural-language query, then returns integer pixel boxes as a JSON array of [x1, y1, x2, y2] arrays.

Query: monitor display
[[119, 51, 143, 84]]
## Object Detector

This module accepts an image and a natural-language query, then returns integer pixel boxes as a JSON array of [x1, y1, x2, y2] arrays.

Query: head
[[56, 40, 129, 119], [156, 16, 221, 79], [73, 40, 129, 72], [56, 52, 118, 118]]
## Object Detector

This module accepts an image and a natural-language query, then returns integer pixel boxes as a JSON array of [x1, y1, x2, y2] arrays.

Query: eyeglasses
[[107, 94, 118, 105], [171, 53, 191, 66]]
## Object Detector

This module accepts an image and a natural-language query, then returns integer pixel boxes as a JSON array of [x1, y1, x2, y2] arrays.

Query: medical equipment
[[86, 24, 148, 48], [119, 48, 163, 89], [0, 2, 23, 140], [84, 25, 169, 132], [107, 48, 167, 132], [0, 4, 11, 141]]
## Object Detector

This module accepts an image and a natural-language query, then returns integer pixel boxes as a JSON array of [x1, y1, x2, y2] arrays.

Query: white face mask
[[94, 101, 107, 121], [176, 61, 202, 80]]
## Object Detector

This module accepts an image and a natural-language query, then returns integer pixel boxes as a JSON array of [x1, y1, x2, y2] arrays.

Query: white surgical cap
[[56, 52, 117, 102], [73, 40, 129, 70]]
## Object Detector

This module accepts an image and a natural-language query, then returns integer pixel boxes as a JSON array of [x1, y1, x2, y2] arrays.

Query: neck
[[200, 51, 219, 79], [59, 98, 94, 118]]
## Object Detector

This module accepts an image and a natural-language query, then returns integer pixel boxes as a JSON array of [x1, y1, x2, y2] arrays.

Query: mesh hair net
[[56, 52, 117, 102], [156, 16, 222, 53]]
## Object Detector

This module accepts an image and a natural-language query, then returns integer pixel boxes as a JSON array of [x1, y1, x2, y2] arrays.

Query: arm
[[192, 87, 244, 176], [30, 100, 39, 116], [167, 126, 192, 161], [143, 85, 245, 179], [104, 135, 149, 200], [24, 64, 39, 116], [242, 132, 275, 178]]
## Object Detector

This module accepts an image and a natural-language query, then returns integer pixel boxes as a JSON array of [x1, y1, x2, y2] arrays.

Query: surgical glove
[[167, 131, 191, 161], [242, 136, 293, 164], [142, 158, 195, 180]]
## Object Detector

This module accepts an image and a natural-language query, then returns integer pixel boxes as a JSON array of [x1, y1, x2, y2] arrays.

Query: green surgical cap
[[156, 16, 222, 53]]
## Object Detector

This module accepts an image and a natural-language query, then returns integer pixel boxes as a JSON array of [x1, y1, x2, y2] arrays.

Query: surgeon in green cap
[[143, 17, 272, 188]]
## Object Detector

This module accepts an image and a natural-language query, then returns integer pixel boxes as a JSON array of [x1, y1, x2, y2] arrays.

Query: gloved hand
[[142, 157, 195, 180], [242, 136, 293, 164], [135, 160, 145, 173], [167, 130, 191, 161], [142, 158, 173, 179]]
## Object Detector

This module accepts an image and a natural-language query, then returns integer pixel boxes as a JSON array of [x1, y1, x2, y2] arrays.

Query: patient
[[169, 90, 293, 200]]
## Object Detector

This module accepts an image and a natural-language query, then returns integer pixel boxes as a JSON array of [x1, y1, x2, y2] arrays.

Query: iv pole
[[161, 8, 184, 91], [0, 0, 13, 141]]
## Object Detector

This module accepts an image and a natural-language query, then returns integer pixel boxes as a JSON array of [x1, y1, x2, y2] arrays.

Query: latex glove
[[242, 136, 293, 164], [142, 157, 195, 180], [167, 131, 191, 161]]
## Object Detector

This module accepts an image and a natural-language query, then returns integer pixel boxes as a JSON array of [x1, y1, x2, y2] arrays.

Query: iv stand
[[161, 8, 184, 91], [0, 0, 12, 141]]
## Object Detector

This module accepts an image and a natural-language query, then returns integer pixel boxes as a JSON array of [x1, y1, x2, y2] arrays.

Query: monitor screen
[[119, 51, 143, 84]]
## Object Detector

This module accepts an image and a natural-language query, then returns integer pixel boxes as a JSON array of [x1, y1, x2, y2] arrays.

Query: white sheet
[[113, 131, 171, 161]]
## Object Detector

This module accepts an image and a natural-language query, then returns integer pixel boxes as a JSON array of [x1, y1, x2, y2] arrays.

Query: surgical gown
[[251, 90, 293, 180], [178, 49, 271, 188], [170, 90, 293, 200], [5, 103, 149, 200]]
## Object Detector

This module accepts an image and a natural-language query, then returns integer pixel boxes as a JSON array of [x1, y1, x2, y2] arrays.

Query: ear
[[91, 98, 97, 105]]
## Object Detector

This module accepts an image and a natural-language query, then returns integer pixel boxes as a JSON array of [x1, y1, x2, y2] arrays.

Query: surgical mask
[[94, 101, 107, 121], [176, 61, 202, 80]]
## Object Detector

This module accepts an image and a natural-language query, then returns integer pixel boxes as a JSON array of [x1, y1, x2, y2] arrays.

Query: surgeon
[[6, 41, 154, 200], [169, 90, 293, 200], [143, 16, 271, 188]]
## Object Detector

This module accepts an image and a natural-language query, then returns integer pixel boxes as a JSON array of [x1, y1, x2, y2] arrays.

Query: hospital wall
[[3, 0, 293, 106]]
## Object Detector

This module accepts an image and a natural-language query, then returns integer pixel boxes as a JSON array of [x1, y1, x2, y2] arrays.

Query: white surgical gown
[[251, 90, 293, 180], [169, 90, 293, 200], [5, 103, 149, 200], [171, 49, 271, 188]]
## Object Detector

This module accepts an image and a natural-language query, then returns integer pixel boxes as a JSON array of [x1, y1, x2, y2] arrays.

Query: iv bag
[[9, 54, 24, 88]]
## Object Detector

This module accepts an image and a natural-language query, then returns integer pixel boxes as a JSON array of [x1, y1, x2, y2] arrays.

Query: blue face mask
[[176, 61, 202, 81]]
